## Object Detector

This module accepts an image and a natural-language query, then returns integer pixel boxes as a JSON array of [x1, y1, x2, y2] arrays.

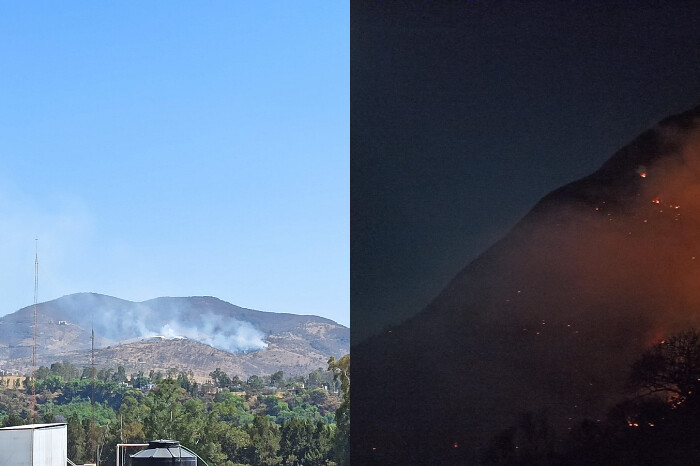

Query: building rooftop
[[0, 423, 66, 430]]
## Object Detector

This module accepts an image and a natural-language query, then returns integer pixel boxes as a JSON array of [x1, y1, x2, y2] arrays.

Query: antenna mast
[[32, 239, 38, 423]]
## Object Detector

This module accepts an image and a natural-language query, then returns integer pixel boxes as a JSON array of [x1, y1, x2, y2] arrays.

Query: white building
[[0, 423, 67, 466]]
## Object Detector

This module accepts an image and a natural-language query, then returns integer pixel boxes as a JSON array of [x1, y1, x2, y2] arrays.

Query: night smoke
[[354, 105, 700, 460]]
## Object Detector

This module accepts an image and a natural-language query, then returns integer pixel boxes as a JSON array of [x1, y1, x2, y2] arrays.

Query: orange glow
[[640, 172, 647, 178], [652, 198, 660, 204], [453, 442, 459, 448]]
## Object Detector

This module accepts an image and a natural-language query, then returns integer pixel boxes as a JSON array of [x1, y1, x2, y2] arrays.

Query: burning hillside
[[0, 294, 349, 378], [353, 105, 700, 463]]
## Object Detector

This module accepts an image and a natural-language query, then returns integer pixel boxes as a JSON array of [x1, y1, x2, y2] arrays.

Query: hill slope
[[0, 294, 348, 377], [354, 105, 700, 463]]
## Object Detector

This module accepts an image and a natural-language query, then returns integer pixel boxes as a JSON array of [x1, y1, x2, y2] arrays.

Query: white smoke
[[150, 312, 268, 352], [58, 294, 268, 353]]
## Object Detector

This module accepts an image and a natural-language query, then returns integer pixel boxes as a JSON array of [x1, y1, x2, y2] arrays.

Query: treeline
[[481, 330, 700, 465], [0, 354, 350, 466]]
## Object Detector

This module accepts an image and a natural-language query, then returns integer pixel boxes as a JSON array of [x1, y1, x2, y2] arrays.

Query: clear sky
[[0, 2, 349, 326]]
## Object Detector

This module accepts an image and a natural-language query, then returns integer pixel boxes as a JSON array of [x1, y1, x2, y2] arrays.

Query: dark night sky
[[352, 1, 700, 342]]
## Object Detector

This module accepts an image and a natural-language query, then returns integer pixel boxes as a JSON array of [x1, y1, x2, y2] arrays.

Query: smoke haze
[[354, 106, 700, 462], [54, 293, 268, 353]]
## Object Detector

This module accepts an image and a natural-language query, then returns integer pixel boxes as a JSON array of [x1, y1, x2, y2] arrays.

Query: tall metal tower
[[31, 239, 38, 422]]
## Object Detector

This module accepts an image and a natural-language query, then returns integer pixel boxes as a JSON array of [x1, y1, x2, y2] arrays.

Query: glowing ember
[[652, 198, 660, 204], [640, 172, 647, 178]]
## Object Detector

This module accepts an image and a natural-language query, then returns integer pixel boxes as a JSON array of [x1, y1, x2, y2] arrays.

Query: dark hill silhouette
[[353, 105, 700, 464]]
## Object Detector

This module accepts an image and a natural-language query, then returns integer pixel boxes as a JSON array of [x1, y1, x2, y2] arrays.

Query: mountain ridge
[[0, 293, 348, 378], [354, 104, 700, 463]]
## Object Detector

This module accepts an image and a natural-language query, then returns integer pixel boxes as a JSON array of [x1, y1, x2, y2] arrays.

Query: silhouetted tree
[[629, 329, 700, 408]]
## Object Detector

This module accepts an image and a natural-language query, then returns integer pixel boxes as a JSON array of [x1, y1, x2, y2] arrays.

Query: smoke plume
[[55, 294, 268, 353], [354, 105, 700, 462]]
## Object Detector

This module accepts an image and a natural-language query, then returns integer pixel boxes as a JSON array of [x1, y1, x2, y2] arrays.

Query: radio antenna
[[32, 238, 38, 423]]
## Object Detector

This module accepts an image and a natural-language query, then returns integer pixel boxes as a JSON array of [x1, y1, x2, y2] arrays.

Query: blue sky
[[0, 2, 349, 326]]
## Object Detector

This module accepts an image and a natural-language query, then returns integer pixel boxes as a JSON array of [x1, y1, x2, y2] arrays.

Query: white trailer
[[0, 423, 67, 466]]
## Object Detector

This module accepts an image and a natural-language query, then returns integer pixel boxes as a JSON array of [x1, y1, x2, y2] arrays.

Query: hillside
[[354, 105, 700, 463], [0, 294, 348, 377]]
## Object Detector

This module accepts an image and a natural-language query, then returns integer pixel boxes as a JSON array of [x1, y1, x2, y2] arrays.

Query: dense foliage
[[0, 356, 350, 466]]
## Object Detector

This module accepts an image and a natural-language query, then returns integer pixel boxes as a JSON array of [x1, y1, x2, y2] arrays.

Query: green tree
[[247, 375, 265, 391], [35, 366, 50, 380], [43, 375, 63, 393], [150, 370, 163, 384], [171, 398, 207, 449], [210, 420, 251, 463], [306, 370, 323, 388], [271, 371, 284, 388], [176, 371, 193, 392], [67, 414, 87, 464], [210, 368, 232, 389], [118, 394, 148, 443], [2, 412, 26, 427], [115, 366, 128, 384], [280, 418, 333, 465], [248, 414, 282, 465], [51, 361, 80, 381], [144, 379, 186, 440], [328, 355, 349, 465]]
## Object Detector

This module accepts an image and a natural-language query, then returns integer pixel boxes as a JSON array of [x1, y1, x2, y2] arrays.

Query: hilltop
[[0, 293, 348, 378]]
